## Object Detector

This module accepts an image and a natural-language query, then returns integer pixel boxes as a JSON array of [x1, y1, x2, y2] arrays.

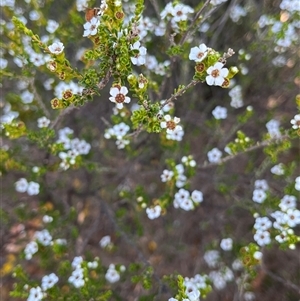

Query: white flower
[[24, 241, 38, 260], [174, 188, 190, 208], [55, 238, 67, 245], [83, 17, 100, 37], [230, 5, 247, 22], [232, 259, 243, 271], [166, 126, 184, 141], [266, 119, 281, 138], [212, 106, 227, 119], [146, 205, 162, 220], [244, 292, 256, 301], [160, 114, 182, 133], [34, 229, 52, 246], [161, 169, 174, 182], [283, 208, 300, 227], [87, 261, 98, 269], [46, 19, 59, 33], [172, 3, 194, 22], [207, 148, 222, 163], [254, 179, 269, 191], [220, 238, 233, 251], [175, 174, 187, 188], [254, 216, 272, 231], [295, 176, 300, 191], [275, 231, 288, 243], [189, 43, 208, 62], [27, 286, 43, 301], [253, 251, 263, 260], [20, 90, 34, 104], [290, 114, 300, 129], [191, 190, 203, 203], [42, 215, 53, 223], [179, 198, 194, 211], [0, 58, 8, 69], [210, 0, 228, 6], [186, 289, 200, 301], [254, 230, 271, 246], [15, 178, 29, 193], [209, 271, 226, 290], [37, 116, 50, 128], [29, 10, 40, 21], [27, 181, 40, 195], [41, 273, 59, 290], [72, 256, 83, 268], [109, 86, 131, 109], [130, 41, 147, 66], [206, 62, 229, 86], [68, 267, 84, 288], [279, 195, 297, 211], [99, 235, 111, 248], [271, 211, 286, 230], [105, 264, 120, 283], [48, 41, 64, 55], [270, 163, 285, 175], [252, 189, 267, 203], [204, 250, 220, 268]]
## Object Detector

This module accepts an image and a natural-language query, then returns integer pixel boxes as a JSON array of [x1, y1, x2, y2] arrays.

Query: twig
[[50, 105, 77, 130], [97, 68, 112, 90], [210, 0, 239, 48], [261, 256, 300, 295], [75, 204, 102, 255], [160, 79, 201, 110], [28, 77, 51, 119], [180, 0, 212, 45], [149, 0, 161, 20], [199, 134, 290, 169]]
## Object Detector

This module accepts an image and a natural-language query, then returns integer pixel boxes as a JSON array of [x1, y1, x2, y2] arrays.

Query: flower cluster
[[160, 3, 194, 32], [146, 205, 162, 220], [99, 235, 113, 249], [37, 116, 51, 128], [104, 122, 130, 149], [173, 188, 203, 211], [15, 178, 40, 196], [68, 256, 85, 288], [160, 114, 184, 141], [252, 179, 269, 203], [266, 119, 281, 138], [105, 264, 124, 283], [56, 127, 91, 170], [228, 84, 243, 108], [169, 274, 210, 301]]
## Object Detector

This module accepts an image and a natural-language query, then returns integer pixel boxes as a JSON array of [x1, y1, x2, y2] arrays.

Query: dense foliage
[[1, 0, 299, 300]]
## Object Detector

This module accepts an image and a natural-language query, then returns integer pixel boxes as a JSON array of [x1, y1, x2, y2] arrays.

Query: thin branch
[[160, 79, 201, 110], [75, 204, 102, 255], [28, 77, 51, 119], [180, 0, 211, 45], [261, 257, 300, 295], [50, 105, 77, 130], [199, 134, 290, 169], [149, 0, 161, 20], [210, 0, 239, 48], [97, 68, 112, 90]]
